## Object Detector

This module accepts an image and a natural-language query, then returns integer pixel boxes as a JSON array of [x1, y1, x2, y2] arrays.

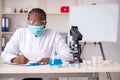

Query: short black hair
[[28, 8, 47, 21]]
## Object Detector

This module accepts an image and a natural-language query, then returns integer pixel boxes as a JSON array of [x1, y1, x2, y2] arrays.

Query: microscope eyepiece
[[70, 26, 83, 41]]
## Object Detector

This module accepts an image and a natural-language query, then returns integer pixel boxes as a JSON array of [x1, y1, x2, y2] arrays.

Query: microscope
[[69, 26, 83, 63]]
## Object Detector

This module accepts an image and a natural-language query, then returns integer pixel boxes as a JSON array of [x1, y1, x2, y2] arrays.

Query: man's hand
[[11, 55, 29, 64], [38, 57, 50, 64]]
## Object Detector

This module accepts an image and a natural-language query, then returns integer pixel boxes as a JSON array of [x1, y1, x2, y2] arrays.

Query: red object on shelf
[[60, 6, 69, 13]]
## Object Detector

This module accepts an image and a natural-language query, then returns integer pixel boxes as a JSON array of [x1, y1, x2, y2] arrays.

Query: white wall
[[0, 0, 120, 80], [118, 2, 120, 45]]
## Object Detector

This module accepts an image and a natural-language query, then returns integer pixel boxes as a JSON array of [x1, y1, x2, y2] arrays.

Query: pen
[[17, 50, 30, 63], [17, 50, 24, 56]]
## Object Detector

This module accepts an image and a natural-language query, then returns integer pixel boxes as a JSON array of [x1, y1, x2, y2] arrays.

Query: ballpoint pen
[[17, 50, 24, 56], [18, 50, 43, 66]]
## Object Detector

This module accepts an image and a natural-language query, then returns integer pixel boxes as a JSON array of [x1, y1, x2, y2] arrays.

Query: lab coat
[[1, 28, 73, 64]]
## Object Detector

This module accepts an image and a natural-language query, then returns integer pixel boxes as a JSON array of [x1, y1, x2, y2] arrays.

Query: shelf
[[2, 12, 68, 15], [2, 32, 67, 35], [47, 13, 68, 15], [2, 32, 14, 35], [2, 13, 28, 15]]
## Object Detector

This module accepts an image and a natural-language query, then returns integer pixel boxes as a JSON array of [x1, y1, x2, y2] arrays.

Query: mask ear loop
[[43, 21, 47, 28]]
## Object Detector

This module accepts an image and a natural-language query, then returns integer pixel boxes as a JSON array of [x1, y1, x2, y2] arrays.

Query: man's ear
[[44, 22, 47, 28]]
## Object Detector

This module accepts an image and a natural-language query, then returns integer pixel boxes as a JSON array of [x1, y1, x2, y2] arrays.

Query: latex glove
[[11, 55, 29, 64]]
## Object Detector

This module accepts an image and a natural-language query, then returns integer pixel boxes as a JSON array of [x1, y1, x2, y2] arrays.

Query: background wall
[[0, 0, 120, 80]]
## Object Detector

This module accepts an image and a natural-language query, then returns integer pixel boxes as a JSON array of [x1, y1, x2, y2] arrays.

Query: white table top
[[0, 61, 120, 73], [0, 61, 120, 78]]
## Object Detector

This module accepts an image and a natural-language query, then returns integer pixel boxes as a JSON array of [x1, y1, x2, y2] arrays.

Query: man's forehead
[[29, 13, 41, 20]]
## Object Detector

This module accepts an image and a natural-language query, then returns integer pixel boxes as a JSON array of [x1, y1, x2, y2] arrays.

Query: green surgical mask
[[28, 26, 44, 36]]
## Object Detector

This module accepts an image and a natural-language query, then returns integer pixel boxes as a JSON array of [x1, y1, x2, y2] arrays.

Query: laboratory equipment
[[69, 26, 83, 63], [49, 44, 62, 66]]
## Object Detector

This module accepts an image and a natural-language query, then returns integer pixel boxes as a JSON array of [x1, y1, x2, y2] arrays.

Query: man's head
[[27, 8, 47, 36], [27, 8, 47, 27]]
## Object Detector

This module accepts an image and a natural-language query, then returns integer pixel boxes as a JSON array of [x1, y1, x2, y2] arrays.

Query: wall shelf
[[2, 32, 14, 35], [2, 13, 28, 15]]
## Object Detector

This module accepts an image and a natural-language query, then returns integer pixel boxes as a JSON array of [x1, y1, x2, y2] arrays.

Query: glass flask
[[49, 44, 62, 66]]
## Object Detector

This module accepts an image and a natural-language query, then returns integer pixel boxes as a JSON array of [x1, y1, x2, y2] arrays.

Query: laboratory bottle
[[49, 44, 62, 66]]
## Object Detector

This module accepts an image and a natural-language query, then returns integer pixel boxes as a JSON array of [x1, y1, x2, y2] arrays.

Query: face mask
[[28, 26, 44, 36]]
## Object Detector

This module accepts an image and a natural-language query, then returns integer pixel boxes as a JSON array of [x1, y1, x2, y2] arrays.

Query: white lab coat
[[1, 28, 73, 64]]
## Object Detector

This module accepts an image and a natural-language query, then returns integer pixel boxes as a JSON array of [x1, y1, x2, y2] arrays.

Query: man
[[1, 8, 73, 80]]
